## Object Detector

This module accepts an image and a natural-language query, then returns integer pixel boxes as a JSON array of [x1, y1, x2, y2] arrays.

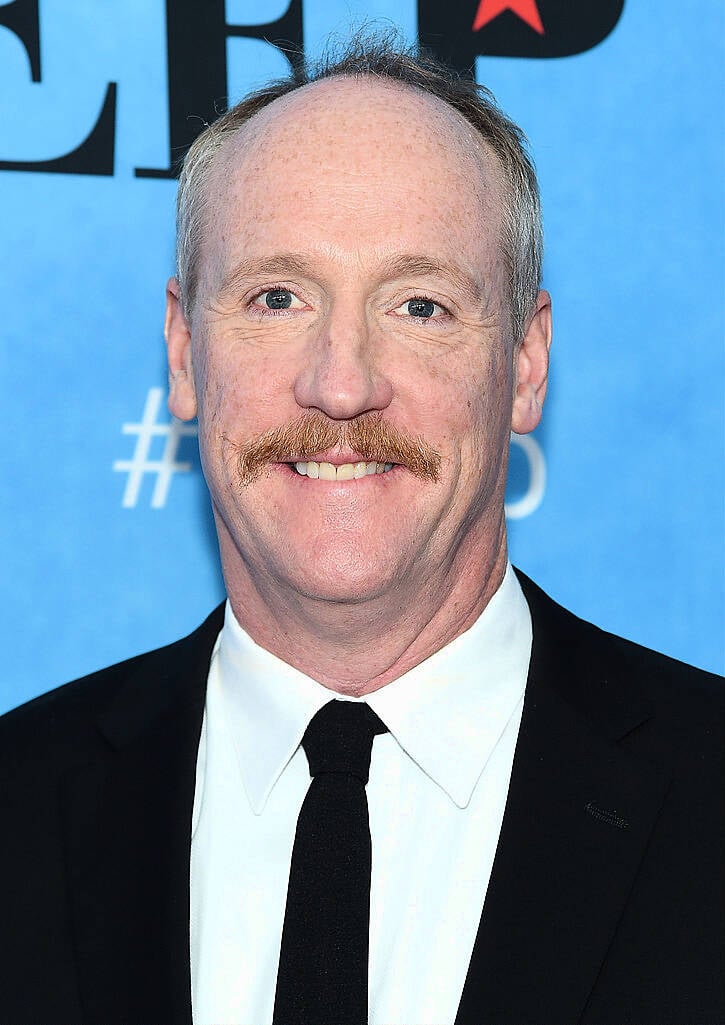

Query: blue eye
[[406, 298, 437, 319], [264, 288, 293, 309]]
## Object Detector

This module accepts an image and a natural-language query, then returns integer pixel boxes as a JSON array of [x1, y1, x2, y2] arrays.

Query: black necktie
[[273, 699, 388, 1025]]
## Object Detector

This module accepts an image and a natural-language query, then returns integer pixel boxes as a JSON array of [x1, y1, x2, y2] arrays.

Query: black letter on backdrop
[[0, 0, 117, 175], [0, 0, 41, 80], [418, 0, 626, 69], [135, 0, 303, 180]]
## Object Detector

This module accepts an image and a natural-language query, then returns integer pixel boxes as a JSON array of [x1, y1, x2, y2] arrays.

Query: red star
[[473, 0, 545, 35]]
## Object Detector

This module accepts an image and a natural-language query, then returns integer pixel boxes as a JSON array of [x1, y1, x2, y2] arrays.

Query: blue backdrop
[[1, 0, 723, 715]]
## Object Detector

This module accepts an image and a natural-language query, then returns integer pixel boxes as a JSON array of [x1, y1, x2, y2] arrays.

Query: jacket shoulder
[[517, 568, 723, 697], [516, 569, 723, 775], [0, 605, 225, 774]]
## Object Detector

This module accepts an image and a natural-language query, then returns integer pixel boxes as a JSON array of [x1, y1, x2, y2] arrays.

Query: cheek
[[438, 358, 514, 507], [418, 346, 513, 449], [194, 339, 298, 458]]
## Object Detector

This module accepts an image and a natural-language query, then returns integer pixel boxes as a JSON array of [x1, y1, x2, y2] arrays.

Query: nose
[[293, 302, 393, 420]]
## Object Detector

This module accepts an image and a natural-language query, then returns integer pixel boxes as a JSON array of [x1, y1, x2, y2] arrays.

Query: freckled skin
[[164, 77, 552, 694]]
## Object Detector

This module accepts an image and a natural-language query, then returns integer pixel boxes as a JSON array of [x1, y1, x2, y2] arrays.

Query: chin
[[282, 552, 404, 606]]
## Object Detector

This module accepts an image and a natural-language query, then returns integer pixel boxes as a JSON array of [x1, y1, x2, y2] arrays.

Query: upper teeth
[[294, 461, 393, 480]]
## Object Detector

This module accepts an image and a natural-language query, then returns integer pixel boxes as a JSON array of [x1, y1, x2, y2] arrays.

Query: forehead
[[202, 77, 504, 279]]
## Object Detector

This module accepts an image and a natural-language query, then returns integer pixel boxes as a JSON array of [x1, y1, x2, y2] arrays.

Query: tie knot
[[302, 700, 387, 783]]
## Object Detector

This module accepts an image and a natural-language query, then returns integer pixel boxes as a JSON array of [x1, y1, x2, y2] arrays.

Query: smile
[[292, 461, 394, 480]]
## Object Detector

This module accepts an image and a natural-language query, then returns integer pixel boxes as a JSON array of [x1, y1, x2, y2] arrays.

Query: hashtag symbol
[[113, 387, 198, 508]]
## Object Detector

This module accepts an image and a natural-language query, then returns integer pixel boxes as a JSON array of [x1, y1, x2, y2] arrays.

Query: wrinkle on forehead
[[210, 75, 502, 217]]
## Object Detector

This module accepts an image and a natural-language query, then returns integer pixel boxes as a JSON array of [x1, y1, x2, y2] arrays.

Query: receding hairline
[[176, 39, 543, 342], [197, 72, 509, 289], [206, 73, 506, 204]]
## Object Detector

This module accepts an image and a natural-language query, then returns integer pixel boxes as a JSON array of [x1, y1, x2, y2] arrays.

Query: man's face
[[166, 78, 550, 608]]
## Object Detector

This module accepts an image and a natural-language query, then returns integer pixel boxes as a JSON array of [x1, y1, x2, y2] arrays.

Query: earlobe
[[511, 289, 552, 435], [164, 277, 198, 421]]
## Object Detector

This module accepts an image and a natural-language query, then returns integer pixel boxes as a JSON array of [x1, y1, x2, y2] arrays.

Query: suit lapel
[[61, 606, 223, 1025], [456, 575, 672, 1025]]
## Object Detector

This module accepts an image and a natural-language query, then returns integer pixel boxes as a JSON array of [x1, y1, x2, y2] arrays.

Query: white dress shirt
[[190, 563, 532, 1025]]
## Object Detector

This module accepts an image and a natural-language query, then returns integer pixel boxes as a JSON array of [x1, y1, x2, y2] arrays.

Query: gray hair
[[175, 33, 543, 343]]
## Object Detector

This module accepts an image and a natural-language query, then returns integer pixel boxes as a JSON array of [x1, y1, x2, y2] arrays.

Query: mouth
[[289, 460, 396, 480]]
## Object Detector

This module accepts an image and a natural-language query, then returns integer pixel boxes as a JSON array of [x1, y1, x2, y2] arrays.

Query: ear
[[511, 289, 552, 435], [164, 277, 198, 421]]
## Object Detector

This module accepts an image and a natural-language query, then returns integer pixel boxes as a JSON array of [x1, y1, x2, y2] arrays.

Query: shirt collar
[[215, 563, 531, 813]]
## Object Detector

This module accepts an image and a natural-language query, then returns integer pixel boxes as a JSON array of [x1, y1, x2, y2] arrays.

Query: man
[[0, 36, 722, 1025]]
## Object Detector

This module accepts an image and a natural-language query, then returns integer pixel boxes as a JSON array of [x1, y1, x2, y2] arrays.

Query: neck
[[219, 520, 509, 696]]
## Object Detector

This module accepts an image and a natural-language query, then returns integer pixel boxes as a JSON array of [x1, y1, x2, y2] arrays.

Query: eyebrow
[[217, 252, 486, 305], [375, 254, 486, 306], [217, 255, 318, 301]]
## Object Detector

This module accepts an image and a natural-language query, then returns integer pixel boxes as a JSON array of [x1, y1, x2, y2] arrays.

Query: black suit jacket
[[1, 573, 722, 1025]]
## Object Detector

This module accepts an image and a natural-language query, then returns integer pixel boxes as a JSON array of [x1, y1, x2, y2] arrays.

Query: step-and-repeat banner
[[2, 0, 723, 712]]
